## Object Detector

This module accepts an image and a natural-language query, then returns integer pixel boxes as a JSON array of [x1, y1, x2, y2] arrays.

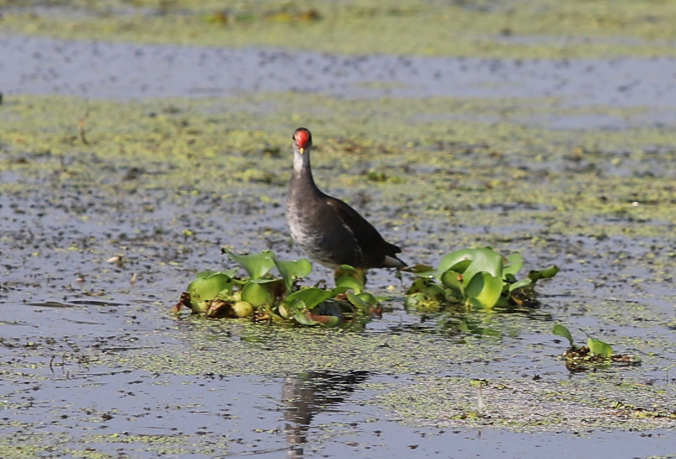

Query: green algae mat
[[3, 0, 676, 58]]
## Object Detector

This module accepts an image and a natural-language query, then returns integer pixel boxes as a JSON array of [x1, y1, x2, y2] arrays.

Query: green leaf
[[334, 265, 365, 293], [248, 278, 281, 284], [271, 255, 312, 290], [284, 288, 334, 309], [356, 292, 379, 306], [503, 253, 524, 276], [241, 282, 273, 306], [406, 277, 430, 295], [222, 267, 240, 278], [440, 270, 464, 294], [528, 265, 560, 283], [508, 278, 532, 292], [438, 248, 475, 273], [439, 247, 503, 288], [292, 301, 318, 326], [464, 272, 503, 308], [423, 283, 447, 301], [194, 269, 217, 279], [187, 272, 234, 307], [223, 249, 275, 280], [346, 290, 372, 313], [587, 338, 613, 358], [458, 248, 503, 287], [495, 296, 510, 307], [552, 324, 574, 347]]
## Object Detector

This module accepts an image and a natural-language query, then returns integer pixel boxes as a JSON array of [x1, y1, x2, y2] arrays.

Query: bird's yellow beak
[[299, 147, 305, 155]]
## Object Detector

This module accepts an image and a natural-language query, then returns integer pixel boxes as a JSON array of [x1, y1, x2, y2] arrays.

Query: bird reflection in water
[[282, 371, 369, 457]]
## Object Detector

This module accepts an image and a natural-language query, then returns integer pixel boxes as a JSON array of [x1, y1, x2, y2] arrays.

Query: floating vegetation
[[553, 324, 641, 371], [174, 245, 559, 334], [172, 249, 381, 329], [402, 247, 558, 312]]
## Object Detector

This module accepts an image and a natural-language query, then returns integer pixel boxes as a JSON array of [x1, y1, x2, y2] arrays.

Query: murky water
[[4, 366, 676, 458], [3, 32, 676, 458], [2, 34, 676, 130]]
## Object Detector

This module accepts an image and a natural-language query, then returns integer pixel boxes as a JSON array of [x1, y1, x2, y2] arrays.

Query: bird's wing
[[324, 196, 403, 267]]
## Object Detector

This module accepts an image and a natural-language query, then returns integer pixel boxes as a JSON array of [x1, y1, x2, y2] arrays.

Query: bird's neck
[[291, 150, 320, 194], [293, 149, 310, 173]]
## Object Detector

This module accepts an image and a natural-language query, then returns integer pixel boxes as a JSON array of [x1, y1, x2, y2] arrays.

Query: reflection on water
[[282, 371, 369, 457]]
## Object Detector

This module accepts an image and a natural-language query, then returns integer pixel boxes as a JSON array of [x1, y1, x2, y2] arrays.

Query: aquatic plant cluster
[[176, 247, 640, 368], [173, 249, 383, 329], [174, 247, 557, 325]]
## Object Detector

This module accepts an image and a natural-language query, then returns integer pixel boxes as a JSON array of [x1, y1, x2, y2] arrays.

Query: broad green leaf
[[292, 301, 318, 326], [406, 277, 430, 295], [248, 278, 280, 284], [587, 338, 613, 357], [468, 297, 484, 309], [270, 255, 312, 290], [423, 283, 447, 301], [528, 265, 560, 283], [503, 253, 524, 276], [335, 265, 365, 294], [508, 279, 532, 292], [552, 324, 574, 347], [284, 288, 334, 309], [440, 270, 464, 294], [495, 296, 510, 307], [241, 282, 273, 306], [465, 272, 503, 308], [222, 267, 240, 278], [187, 272, 234, 307], [438, 248, 476, 273], [346, 290, 372, 313], [194, 269, 217, 279], [458, 248, 504, 288], [356, 292, 379, 306], [277, 303, 290, 319], [223, 249, 275, 280], [331, 285, 350, 295]]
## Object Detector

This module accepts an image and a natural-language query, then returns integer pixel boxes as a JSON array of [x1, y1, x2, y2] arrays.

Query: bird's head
[[293, 127, 312, 155]]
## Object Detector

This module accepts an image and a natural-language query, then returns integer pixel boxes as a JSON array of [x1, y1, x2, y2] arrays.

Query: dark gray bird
[[286, 127, 405, 271]]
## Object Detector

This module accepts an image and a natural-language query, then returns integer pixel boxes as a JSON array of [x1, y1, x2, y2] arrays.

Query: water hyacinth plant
[[403, 247, 559, 312], [173, 246, 560, 328], [172, 249, 381, 328]]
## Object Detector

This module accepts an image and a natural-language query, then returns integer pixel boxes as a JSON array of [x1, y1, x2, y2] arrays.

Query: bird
[[286, 127, 406, 272]]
